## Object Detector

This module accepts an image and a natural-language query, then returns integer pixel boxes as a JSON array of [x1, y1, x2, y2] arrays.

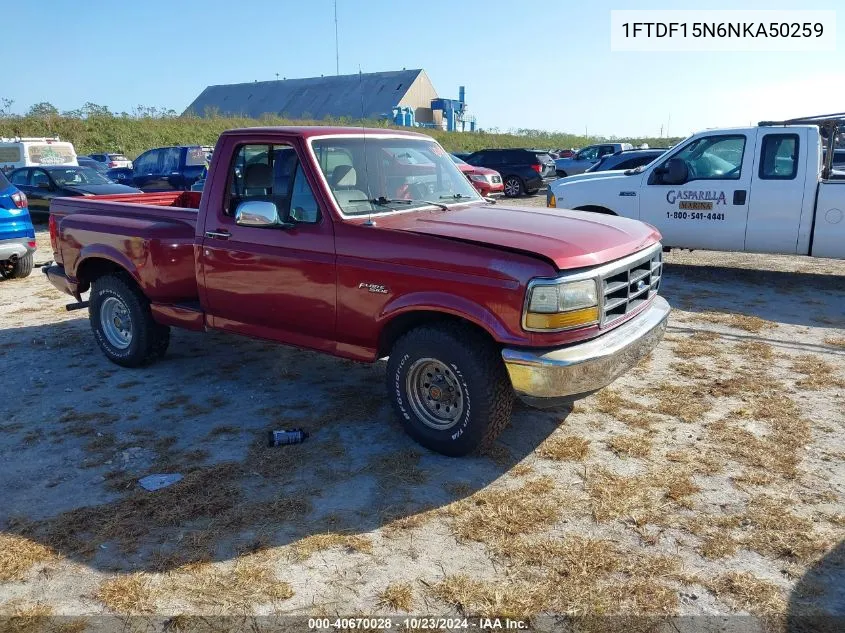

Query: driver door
[[639, 132, 754, 251]]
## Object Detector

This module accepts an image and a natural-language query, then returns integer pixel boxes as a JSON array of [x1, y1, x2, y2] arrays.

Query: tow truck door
[[639, 132, 754, 251], [744, 129, 808, 254]]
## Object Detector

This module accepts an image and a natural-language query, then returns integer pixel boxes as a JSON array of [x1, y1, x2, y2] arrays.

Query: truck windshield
[[311, 136, 482, 216]]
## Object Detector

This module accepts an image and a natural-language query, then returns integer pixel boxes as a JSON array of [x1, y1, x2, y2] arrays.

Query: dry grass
[[699, 535, 740, 559], [670, 331, 722, 359], [607, 434, 652, 458], [0, 535, 57, 581], [366, 449, 427, 486], [824, 335, 845, 348], [700, 311, 776, 333], [381, 507, 441, 538], [705, 572, 786, 614], [537, 435, 590, 461], [584, 468, 656, 523], [93, 573, 155, 614], [447, 478, 564, 545], [290, 533, 373, 562], [377, 582, 414, 612], [162, 556, 294, 613], [509, 463, 534, 477], [791, 354, 845, 390], [734, 340, 775, 361], [648, 383, 711, 422], [592, 389, 645, 415], [431, 575, 539, 619], [0, 601, 54, 633], [155, 394, 191, 410]]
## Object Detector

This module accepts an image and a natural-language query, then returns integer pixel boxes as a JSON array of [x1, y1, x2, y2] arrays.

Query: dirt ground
[[0, 218, 843, 629]]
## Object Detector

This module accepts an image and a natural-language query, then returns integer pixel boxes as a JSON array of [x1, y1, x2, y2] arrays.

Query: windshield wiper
[[349, 196, 448, 210]]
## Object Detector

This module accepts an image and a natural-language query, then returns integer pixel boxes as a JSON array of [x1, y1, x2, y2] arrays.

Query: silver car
[[554, 143, 633, 177]]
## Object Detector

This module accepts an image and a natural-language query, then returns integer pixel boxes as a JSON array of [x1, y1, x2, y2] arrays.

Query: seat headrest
[[244, 162, 272, 189], [331, 164, 357, 188]]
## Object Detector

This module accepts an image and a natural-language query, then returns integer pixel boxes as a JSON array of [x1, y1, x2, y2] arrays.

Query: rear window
[[185, 147, 211, 167], [27, 144, 75, 165], [108, 154, 129, 161]]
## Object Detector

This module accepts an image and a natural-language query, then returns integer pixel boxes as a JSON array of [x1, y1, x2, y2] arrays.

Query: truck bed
[[49, 192, 201, 304]]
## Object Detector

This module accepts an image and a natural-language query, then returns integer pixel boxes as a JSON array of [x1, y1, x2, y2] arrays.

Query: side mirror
[[235, 200, 282, 227], [660, 158, 689, 185]]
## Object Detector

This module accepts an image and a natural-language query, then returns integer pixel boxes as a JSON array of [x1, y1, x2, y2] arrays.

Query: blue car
[[0, 169, 36, 279]]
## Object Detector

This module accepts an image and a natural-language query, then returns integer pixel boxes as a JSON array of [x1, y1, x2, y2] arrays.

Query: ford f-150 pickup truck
[[44, 126, 669, 456], [547, 114, 845, 259]]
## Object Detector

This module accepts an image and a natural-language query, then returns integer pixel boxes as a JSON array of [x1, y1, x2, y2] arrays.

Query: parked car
[[7, 166, 142, 215], [0, 137, 78, 173], [555, 143, 634, 177], [450, 154, 504, 196], [131, 145, 212, 191], [553, 149, 577, 159], [88, 153, 133, 169], [77, 156, 112, 174], [547, 118, 845, 258], [0, 169, 36, 279], [451, 152, 473, 161], [585, 149, 668, 173], [464, 148, 555, 197], [105, 167, 135, 185], [45, 125, 669, 456]]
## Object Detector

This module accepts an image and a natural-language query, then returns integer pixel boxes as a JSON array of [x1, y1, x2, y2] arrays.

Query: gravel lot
[[0, 218, 842, 628]]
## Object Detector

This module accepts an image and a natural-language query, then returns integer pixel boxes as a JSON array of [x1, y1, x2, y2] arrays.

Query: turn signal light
[[524, 306, 599, 330]]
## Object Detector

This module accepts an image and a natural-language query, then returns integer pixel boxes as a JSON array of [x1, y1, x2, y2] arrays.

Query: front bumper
[[502, 296, 670, 408], [0, 237, 36, 262]]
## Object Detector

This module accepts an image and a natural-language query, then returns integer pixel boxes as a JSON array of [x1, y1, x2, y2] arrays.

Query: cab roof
[[220, 126, 432, 140]]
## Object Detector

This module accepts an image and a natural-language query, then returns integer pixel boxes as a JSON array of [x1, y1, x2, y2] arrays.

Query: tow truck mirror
[[235, 200, 282, 227], [661, 158, 689, 185]]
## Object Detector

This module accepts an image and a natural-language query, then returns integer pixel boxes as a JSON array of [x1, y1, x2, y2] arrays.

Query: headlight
[[470, 174, 487, 182], [525, 279, 599, 330]]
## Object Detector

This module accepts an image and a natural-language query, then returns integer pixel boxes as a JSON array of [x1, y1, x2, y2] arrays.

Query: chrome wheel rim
[[100, 296, 132, 350], [504, 177, 520, 196], [406, 358, 465, 430]]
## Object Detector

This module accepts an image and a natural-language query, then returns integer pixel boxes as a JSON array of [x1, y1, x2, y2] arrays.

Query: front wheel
[[89, 274, 170, 367], [387, 324, 513, 456], [503, 176, 524, 198]]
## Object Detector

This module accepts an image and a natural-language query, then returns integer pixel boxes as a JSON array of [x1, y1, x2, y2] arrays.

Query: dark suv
[[130, 145, 212, 192], [585, 148, 668, 173], [464, 149, 555, 197]]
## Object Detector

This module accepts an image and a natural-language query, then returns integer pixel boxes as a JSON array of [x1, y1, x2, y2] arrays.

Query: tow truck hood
[[375, 203, 660, 270]]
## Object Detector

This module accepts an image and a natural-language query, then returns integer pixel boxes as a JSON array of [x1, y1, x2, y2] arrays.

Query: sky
[[4, 0, 844, 138]]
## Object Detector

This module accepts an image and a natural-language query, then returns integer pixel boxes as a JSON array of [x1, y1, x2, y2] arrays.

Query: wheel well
[[76, 257, 131, 293], [377, 311, 496, 358], [573, 205, 617, 215]]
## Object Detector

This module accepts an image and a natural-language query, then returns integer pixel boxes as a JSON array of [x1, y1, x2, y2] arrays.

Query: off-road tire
[[387, 323, 513, 456], [503, 176, 524, 198], [3, 253, 34, 279], [89, 274, 170, 367]]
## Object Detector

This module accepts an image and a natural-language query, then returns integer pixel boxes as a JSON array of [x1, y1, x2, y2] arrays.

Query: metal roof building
[[183, 69, 441, 124]]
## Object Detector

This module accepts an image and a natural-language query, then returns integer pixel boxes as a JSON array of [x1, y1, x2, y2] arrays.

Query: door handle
[[733, 190, 747, 205], [205, 230, 231, 240]]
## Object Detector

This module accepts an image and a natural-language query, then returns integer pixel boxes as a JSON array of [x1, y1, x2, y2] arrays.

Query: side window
[[599, 145, 616, 157], [10, 170, 29, 186], [31, 170, 50, 187], [289, 164, 320, 223], [161, 147, 181, 173], [672, 135, 746, 180], [759, 134, 798, 180], [135, 150, 160, 174], [577, 146, 600, 161], [465, 152, 485, 166], [618, 156, 655, 170], [227, 143, 303, 219]]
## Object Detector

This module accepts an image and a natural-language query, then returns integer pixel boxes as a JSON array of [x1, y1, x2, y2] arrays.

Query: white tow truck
[[546, 114, 845, 259]]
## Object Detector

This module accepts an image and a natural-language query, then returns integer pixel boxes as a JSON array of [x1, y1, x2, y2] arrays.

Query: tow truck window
[[759, 134, 798, 180], [671, 135, 745, 181]]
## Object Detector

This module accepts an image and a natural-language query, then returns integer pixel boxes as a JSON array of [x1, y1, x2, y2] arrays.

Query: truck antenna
[[334, 0, 340, 75], [359, 66, 375, 227]]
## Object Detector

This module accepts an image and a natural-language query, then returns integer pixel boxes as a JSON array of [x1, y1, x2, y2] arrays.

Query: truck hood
[[374, 203, 660, 270], [550, 170, 632, 189]]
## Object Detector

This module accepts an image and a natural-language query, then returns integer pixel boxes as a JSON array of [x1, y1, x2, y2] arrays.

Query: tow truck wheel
[[89, 274, 170, 368], [387, 323, 513, 456], [0, 253, 34, 279]]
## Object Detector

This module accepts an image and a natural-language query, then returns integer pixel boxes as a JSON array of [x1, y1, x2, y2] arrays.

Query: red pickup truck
[[44, 126, 669, 456]]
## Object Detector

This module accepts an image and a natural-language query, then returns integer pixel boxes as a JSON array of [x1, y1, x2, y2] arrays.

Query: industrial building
[[183, 69, 475, 131]]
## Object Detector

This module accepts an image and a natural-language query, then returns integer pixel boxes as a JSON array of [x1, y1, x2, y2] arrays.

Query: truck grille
[[491, 175, 501, 183], [600, 247, 663, 326]]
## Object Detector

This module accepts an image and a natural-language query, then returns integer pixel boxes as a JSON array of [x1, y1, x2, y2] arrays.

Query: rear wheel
[[503, 176, 524, 198], [0, 253, 34, 279], [89, 274, 170, 367], [387, 324, 513, 456]]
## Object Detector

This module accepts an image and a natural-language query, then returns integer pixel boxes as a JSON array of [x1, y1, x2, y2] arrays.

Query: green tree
[[0, 98, 14, 118], [27, 102, 59, 117]]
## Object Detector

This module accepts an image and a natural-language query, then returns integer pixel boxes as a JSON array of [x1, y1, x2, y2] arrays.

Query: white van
[[0, 137, 78, 173]]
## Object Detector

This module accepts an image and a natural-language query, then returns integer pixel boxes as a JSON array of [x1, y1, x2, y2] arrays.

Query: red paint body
[[453, 160, 504, 196], [48, 127, 661, 362]]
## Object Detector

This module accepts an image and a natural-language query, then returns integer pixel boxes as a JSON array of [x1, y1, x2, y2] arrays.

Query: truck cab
[[548, 116, 845, 259]]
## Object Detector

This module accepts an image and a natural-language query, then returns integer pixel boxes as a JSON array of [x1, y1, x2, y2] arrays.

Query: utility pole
[[334, 0, 340, 75]]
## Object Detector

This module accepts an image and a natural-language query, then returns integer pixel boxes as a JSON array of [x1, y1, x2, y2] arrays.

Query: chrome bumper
[[502, 296, 670, 408]]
